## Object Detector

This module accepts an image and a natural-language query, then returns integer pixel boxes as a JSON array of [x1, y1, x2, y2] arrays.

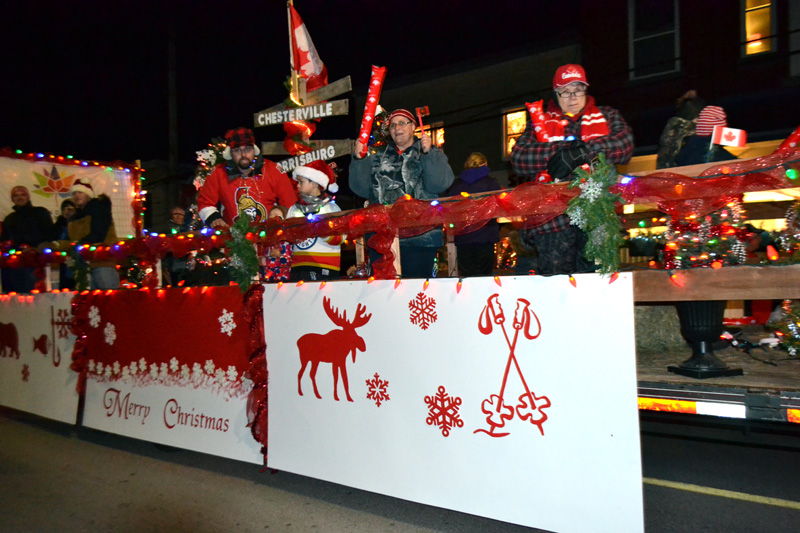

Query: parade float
[[3, 2, 800, 531]]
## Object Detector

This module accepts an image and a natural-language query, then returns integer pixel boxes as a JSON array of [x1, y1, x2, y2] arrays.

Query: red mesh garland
[[242, 284, 269, 463], [2, 146, 798, 279]]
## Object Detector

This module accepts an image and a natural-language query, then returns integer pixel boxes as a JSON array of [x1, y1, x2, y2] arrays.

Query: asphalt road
[[2, 407, 800, 532]]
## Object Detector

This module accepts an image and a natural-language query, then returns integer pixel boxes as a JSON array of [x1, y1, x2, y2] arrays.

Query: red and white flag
[[288, 3, 328, 92], [712, 125, 747, 148]]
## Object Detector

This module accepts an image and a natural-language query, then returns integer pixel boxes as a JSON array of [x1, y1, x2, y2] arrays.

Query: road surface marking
[[644, 477, 800, 510]]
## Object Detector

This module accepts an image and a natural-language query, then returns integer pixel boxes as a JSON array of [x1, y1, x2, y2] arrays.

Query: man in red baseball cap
[[510, 63, 634, 275], [197, 127, 298, 230]]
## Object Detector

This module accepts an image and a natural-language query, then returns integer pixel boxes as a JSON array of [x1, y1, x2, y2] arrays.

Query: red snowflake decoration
[[365, 372, 390, 407], [425, 385, 463, 437], [55, 308, 71, 338], [409, 292, 437, 330], [22, 364, 30, 382]]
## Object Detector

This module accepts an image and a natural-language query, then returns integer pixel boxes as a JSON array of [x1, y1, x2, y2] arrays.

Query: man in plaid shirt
[[510, 64, 633, 275]]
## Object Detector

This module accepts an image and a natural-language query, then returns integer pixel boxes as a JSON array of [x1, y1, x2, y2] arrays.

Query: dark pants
[[456, 243, 495, 277], [367, 245, 439, 278], [1, 267, 36, 293], [289, 266, 340, 282], [522, 226, 595, 276]]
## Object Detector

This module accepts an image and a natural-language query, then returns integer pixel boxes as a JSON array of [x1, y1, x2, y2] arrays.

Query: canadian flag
[[712, 125, 747, 148], [288, 4, 328, 92]]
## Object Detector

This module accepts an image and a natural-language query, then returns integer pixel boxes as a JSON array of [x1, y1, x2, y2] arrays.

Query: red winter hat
[[70, 179, 95, 198], [553, 64, 589, 89], [695, 106, 727, 136], [387, 109, 417, 126], [293, 159, 337, 193], [222, 127, 261, 160]]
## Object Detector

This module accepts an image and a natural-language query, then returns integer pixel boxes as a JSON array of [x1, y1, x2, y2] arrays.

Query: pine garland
[[69, 248, 90, 291], [225, 216, 260, 292], [565, 153, 624, 275]]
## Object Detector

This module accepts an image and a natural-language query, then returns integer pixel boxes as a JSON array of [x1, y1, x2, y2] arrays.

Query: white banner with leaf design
[[0, 156, 136, 236], [264, 275, 644, 532]]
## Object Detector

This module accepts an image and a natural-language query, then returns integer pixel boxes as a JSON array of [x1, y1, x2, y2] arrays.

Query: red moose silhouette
[[297, 297, 372, 402]]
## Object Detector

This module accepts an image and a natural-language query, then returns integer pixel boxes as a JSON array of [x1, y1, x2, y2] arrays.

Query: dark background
[[1, 1, 567, 166]]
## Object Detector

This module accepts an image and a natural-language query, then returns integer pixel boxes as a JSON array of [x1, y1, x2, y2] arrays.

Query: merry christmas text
[[163, 398, 230, 432], [103, 388, 151, 425]]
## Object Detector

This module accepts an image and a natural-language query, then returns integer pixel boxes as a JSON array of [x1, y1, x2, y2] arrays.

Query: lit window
[[743, 0, 774, 55], [416, 122, 445, 148], [628, 0, 680, 79], [503, 109, 527, 159]]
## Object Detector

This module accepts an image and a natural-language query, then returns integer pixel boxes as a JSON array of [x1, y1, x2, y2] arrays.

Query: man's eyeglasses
[[231, 146, 255, 155], [389, 120, 413, 130], [557, 88, 587, 99]]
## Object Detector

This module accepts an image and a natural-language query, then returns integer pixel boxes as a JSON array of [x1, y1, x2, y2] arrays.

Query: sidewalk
[[0, 407, 538, 533]]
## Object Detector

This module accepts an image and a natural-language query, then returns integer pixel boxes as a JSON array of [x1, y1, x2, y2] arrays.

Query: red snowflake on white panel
[[409, 292, 437, 330], [366, 372, 390, 407], [425, 385, 463, 437]]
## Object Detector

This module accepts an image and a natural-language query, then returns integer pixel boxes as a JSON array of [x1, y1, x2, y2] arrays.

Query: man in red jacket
[[198, 128, 297, 229]]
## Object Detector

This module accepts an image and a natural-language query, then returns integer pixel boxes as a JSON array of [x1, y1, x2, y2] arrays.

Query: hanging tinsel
[[662, 197, 749, 269], [194, 137, 226, 190], [773, 299, 800, 356]]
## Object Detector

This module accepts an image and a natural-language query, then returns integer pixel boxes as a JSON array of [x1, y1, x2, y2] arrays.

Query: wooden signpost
[[253, 75, 354, 171]]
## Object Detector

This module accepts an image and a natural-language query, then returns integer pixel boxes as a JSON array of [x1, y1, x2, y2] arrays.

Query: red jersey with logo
[[198, 161, 298, 226]]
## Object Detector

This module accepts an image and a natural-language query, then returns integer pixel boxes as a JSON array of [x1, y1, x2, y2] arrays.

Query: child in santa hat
[[286, 160, 344, 282]]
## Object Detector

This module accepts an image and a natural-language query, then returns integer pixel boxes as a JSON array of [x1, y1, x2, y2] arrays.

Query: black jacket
[[1, 202, 53, 247]]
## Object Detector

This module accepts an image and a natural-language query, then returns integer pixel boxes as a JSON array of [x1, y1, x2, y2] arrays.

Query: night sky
[[2, 1, 565, 167]]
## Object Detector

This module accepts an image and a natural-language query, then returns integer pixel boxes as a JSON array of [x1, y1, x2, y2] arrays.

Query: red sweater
[[198, 160, 298, 225]]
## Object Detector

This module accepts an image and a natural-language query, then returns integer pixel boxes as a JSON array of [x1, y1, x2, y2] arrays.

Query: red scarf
[[544, 96, 609, 142]]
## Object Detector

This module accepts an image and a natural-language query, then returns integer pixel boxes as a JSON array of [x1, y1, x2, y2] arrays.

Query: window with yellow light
[[416, 122, 445, 148], [744, 0, 774, 55], [503, 109, 527, 159]]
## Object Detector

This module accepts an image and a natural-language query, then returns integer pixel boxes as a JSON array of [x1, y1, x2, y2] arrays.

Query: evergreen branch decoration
[[565, 153, 624, 275], [226, 216, 260, 292], [69, 248, 90, 291]]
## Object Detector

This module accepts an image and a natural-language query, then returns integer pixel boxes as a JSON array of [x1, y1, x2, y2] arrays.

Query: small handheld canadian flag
[[712, 125, 747, 148]]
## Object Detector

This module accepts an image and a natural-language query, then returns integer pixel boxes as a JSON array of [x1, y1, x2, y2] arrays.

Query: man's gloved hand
[[546, 142, 592, 182]]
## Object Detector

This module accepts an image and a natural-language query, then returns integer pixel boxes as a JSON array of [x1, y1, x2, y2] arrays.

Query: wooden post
[[446, 232, 458, 278], [391, 236, 402, 277], [44, 265, 53, 292], [155, 258, 163, 288], [355, 236, 366, 267]]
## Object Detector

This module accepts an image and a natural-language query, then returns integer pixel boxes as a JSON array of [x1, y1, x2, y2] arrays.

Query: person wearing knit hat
[[350, 107, 455, 278], [694, 105, 727, 136], [656, 89, 706, 169], [286, 159, 344, 282], [676, 105, 738, 166], [509, 63, 634, 275], [51, 178, 120, 290], [197, 126, 297, 230], [1, 185, 54, 293]]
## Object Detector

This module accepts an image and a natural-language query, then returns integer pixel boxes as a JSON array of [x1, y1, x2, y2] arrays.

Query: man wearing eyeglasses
[[510, 64, 633, 275], [198, 127, 298, 230], [350, 109, 455, 278]]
